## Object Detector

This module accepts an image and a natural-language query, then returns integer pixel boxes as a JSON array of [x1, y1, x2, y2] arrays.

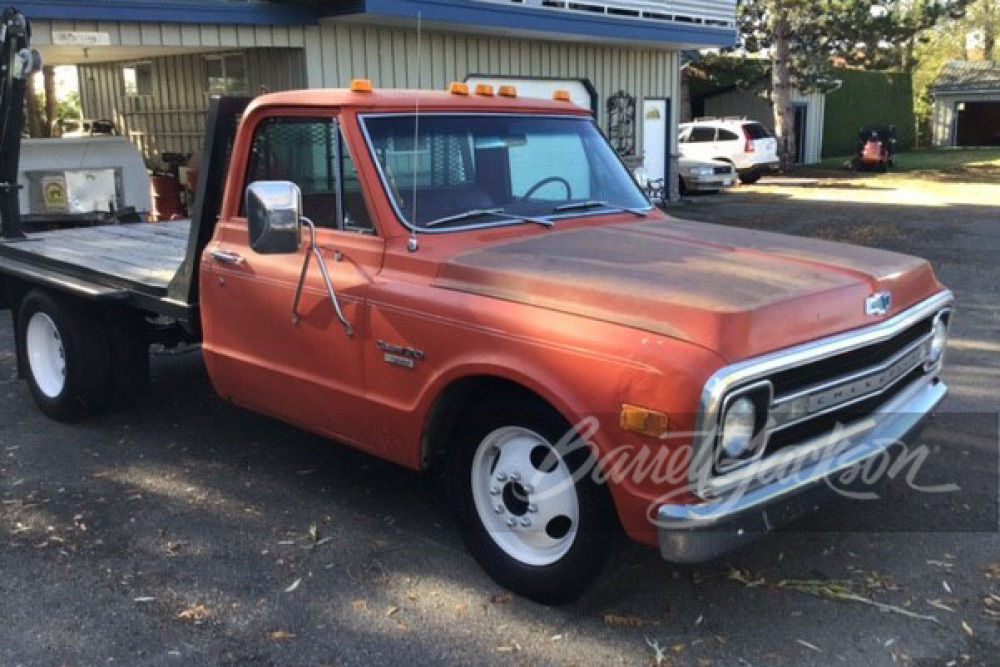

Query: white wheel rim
[[471, 426, 580, 567], [26, 312, 67, 398]]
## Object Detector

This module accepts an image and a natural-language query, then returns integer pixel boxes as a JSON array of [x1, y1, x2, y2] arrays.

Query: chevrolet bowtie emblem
[[865, 291, 893, 316]]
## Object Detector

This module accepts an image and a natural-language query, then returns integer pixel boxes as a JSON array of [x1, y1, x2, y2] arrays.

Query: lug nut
[[506, 518, 517, 527], [496, 473, 508, 482], [494, 504, 504, 514], [523, 484, 533, 494], [490, 486, 500, 496], [509, 472, 521, 481], [527, 504, 537, 513], [520, 518, 531, 527]]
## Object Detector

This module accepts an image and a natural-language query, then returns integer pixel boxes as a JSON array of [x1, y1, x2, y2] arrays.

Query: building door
[[642, 99, 671, 185], [794, 103, 808, 164], [956, 102, 1000, 146]]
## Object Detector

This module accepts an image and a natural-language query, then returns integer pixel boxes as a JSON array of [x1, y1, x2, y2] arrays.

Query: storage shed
[[931, 61, 1000, 148]]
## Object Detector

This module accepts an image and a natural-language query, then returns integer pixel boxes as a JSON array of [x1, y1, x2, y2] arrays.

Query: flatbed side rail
[[0, 253, 129, 302], [166, 95, 250, 308]]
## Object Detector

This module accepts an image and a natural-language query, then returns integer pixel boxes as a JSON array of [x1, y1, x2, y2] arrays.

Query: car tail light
[[743, 127, 756, 153]]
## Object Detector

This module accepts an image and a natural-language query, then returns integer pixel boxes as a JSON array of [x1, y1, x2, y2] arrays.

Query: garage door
[[465, 76, 595, 113], [956, 102, 1000, 146]]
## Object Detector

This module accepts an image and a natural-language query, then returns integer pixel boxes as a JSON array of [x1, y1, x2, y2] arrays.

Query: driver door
[[201, 115, 384, 451]]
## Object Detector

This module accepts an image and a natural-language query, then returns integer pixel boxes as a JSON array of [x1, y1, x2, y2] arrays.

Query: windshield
[[361, 115, 650, 230]]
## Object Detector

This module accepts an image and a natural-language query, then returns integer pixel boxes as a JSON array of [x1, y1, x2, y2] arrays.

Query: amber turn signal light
[[498, 85, 518, 98], [553, 89, 572, 102], [474, 84, 494, 97], [449, 82, 470, 95], [350, 78, 374, 93], [620, 404, 670, 437]]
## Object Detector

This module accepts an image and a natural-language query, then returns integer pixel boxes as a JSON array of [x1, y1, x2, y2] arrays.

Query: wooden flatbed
[[0, 220, 195, 318], [0, 221, 190, 293]]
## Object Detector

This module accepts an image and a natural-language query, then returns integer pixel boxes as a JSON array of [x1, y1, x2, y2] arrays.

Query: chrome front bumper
[[656, 373, 947, 564]]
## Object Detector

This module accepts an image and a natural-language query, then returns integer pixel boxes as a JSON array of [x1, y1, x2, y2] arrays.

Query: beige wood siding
[[304, 22, 680, 161], [78, 49, 306, 159], [31, 19, 308, 49]]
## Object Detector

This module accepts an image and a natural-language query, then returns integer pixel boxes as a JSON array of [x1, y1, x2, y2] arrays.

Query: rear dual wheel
[[449, 397, 619, 605], [17, 290, 148, 422]]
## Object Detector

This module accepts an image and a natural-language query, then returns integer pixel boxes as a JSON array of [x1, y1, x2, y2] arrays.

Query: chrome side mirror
[[246, 181, 302, 254]]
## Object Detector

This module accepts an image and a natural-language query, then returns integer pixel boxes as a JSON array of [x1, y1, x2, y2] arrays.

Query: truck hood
[[434, 218, 942, 361]]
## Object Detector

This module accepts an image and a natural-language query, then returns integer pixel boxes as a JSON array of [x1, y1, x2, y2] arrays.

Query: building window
[[122, 62, 153, 97], [205, 54, 248, 94]]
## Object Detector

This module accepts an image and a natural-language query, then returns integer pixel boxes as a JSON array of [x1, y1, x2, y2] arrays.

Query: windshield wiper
[[552, 200, 649, 217], [423, 208, 554, 229]]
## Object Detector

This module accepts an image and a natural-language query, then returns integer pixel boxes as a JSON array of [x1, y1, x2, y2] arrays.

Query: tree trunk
[[680, 67, 693, 123], [42, 66, 57, 138], [985, 0, 996, 61], [771, 4, 797, 172], [25, 74, 45, 138]]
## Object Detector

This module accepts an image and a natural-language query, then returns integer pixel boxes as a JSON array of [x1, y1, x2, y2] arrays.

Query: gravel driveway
[[1, 172, 998, 666]]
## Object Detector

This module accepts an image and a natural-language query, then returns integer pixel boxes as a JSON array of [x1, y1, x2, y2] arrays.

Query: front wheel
[[449, 398, 619, 604]]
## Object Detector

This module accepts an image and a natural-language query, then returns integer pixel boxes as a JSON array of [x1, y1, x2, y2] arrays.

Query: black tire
[[16, 290, 112, 422], [739, 170, 762, 185], [101, 310, 149, 410], [448, 396, 620, 605]]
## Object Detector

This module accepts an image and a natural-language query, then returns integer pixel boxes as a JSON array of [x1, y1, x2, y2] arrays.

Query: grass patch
[[820, 149, 1000, 173]]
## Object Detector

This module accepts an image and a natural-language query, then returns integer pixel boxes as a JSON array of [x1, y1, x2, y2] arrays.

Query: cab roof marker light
[[474, 84, 494, 97], [498, 85, 518, 98], [553, 89, 572, 102], [449, 82, 470, 95], [350, 78, 374, 93]]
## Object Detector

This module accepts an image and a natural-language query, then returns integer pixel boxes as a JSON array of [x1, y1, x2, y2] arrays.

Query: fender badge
[[865, 291, 893, 316], [377, 340, 425, 369]]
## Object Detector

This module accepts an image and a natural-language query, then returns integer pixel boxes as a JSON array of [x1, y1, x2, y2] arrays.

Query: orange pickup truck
[[0, 26, 953, 604]]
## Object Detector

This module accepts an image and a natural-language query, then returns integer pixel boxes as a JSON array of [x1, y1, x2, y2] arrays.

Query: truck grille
[[692, 294, 953, 495]]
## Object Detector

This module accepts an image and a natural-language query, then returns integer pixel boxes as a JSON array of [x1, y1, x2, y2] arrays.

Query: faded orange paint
[[198, 90, 946, 546]]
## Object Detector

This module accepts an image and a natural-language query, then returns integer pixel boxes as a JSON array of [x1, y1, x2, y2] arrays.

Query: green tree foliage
[[737, 0, 969, 168]]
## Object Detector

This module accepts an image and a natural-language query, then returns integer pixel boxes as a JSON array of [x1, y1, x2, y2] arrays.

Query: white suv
[[678, 118, 779, 184]]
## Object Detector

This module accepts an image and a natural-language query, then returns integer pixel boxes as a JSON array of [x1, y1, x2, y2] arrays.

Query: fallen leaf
[[962, 621, 974, 638], [133, 596, 157, 603], [604, 613, 661, 628], [928, 599, 956, 613], [268, 631, 295, 641], [986, 563, 1000, 580], [797, 639, 823, 653], [285, 578, 302, 593], [386, 606, 399, 617], [351, 599, 367, 613], [943, 580, 952, 594], [177, 604, 211, 622]]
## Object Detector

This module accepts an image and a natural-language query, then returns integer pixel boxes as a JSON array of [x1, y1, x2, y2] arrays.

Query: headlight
[[927, 312, 949, 367], [715, 381, 772, 471], [720, 396, 756, 459]]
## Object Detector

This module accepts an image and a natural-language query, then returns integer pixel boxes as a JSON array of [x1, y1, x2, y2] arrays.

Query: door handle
[[211, 249, 245, 265]]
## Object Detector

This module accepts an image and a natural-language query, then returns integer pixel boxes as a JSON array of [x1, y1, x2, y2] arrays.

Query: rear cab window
[[244, 117, 375, 234]]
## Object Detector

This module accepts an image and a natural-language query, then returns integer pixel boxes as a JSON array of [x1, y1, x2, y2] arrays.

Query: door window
[[688, 126, 717, 143], [718, 129, 740, 142], [245, 118, 373, 233]]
